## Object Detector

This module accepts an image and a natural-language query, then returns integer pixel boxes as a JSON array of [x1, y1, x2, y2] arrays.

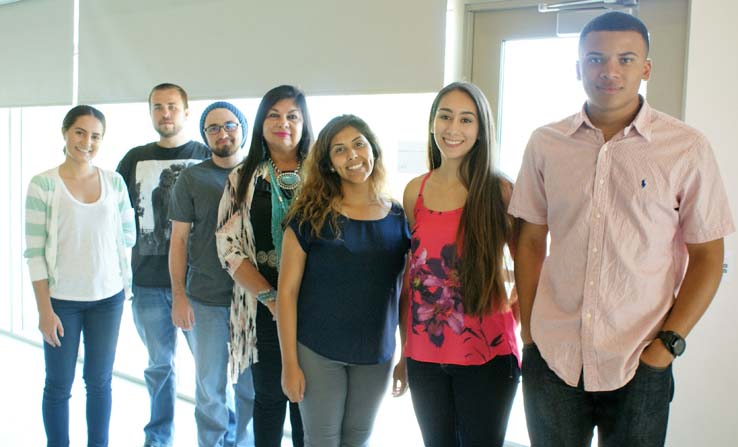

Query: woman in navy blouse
[[277, 115, 409, 447]]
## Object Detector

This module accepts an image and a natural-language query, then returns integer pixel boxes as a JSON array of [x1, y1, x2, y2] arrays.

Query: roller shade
[[0, 0, 73, 107], [78, 0, 446, 103]]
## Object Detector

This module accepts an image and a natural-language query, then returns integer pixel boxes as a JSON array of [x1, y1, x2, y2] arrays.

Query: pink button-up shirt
[[509, 102, 735, 391]]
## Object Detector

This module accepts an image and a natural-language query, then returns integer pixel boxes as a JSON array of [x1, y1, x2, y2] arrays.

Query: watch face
[[672, 337, 686, 356]]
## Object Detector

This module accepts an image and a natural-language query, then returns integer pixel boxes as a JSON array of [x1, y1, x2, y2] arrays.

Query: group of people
[[24, 12, 734, 447]]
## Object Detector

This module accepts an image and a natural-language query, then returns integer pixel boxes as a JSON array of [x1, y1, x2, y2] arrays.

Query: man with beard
[[169, 102, 255, 446], [117, 83, 210, 447]]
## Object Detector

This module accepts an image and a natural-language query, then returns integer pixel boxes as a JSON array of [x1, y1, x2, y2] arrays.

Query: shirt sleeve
[[168, 168, 195, 223], [287, 218, 312, 254], [678, 137, 736, 244], [24, 175, 50, 281], [508, 130, 548, 225], [113, 172, 137, 248], [216, 170, 249, 275]]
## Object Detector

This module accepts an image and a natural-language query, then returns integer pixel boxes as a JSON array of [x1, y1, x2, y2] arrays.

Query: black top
[[116, 140, 210, 287], [250, 176, 294, 346]]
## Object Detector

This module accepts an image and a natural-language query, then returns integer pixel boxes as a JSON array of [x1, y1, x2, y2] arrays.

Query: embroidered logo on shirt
[[641, 179, 647, 188]]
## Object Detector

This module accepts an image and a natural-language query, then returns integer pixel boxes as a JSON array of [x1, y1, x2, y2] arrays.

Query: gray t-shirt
[[169, 159, 234, 306]]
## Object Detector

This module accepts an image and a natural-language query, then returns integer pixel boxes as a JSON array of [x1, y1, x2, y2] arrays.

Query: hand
[[640, 340, 674, 369], [265, 300, 277, 320], [39, 310, 64, 347], [520, 326, 533, 346], [281, 363, 305, 403], [172, 294, 195, 330], [392, 357, 408, 397]]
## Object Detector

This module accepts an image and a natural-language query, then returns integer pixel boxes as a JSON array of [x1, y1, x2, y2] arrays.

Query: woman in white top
[[24, 105, 136, 447]]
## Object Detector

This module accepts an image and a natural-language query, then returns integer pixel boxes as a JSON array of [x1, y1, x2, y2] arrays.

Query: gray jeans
[[297, 343, 392, 447]]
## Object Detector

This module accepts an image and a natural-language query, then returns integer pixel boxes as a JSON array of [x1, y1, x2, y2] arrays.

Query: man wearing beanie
[[169, 101, 255, 446], [116, 83, 210, 447]]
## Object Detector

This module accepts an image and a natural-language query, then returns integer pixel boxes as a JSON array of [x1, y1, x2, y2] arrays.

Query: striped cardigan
[[24, 166, 136, 298]]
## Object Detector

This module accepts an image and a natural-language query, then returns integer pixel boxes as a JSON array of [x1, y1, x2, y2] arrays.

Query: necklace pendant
[[276, 172, 301, 190]]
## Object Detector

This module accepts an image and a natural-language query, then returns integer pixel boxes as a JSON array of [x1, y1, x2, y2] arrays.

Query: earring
[[329, 167, 336, 172]]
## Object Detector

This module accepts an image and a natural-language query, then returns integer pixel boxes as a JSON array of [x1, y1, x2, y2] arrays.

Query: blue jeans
[[522, 343, 674, 447], [43, 290, 125, 447], [131, 286, 193, 447], [406, 355, 520, 447], [190, 299, 255, 447]]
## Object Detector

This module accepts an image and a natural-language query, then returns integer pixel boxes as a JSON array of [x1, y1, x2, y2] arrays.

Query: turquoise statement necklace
[[267, 158, 301, 269]]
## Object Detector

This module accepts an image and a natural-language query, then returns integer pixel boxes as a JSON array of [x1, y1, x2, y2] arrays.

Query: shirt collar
[[566, 96, 653, 142]]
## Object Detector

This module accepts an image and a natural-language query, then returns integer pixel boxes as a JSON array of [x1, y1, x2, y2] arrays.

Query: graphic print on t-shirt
[[134, 159, 199, 255]]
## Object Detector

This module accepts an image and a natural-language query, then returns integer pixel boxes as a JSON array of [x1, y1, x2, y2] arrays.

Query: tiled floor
[[0, 333, 197, 447], [0, 332, 530, 446]]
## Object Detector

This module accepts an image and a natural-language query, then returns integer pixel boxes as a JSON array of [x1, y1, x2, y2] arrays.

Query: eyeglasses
[[204, 121, 240, 135]]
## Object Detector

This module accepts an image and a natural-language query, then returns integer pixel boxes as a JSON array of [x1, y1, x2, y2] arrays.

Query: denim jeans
[[43, 290, 125, 447], [189, 298, 255, 447], [406, 355, 520, 447], [297, 343, 391, 447], [252, 304, 303, 446], [131, 285, 193, 447], [522, 343, 674, 447]]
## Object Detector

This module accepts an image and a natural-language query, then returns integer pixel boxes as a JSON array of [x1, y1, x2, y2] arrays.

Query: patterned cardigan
[[216, 162, 269, 380], [24, 166, 136, 297]]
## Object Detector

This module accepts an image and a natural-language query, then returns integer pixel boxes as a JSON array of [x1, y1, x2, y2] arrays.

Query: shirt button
[[596, 213, 601, 218], [600, 179, 605, 185], [593, 247, 598, 253], [589, 280, 594, 286]]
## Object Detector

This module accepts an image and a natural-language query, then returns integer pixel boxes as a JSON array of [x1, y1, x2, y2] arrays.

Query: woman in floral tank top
[[392, 82, 521, 446]]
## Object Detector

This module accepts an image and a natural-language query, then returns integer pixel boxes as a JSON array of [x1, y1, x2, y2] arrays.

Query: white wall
[[669, 0, 738, 445]]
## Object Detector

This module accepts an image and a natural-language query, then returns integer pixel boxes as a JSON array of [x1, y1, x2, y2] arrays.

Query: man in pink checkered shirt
[[509, 11, 734, 447]]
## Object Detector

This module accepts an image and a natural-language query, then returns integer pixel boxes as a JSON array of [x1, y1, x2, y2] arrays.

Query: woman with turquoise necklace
[[216, 85, 313, 446]]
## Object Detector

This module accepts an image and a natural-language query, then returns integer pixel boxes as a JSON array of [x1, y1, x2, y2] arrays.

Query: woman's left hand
[[392, 357, 408, 397]]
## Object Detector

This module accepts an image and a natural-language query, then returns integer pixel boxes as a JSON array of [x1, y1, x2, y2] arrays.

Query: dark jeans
[[42, 290, 125, 447], [253, 304, 304, 446], [407, 355, 520, 447], [522, 343, 674, 447]]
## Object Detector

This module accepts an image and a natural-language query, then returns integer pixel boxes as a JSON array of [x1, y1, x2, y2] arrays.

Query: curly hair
[[286, 114, 387, 239]]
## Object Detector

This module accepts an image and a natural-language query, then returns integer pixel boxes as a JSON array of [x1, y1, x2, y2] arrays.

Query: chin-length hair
[[286, 114, 387, 239], [427, 82, 515, 316], [235, 85, 313, 206]]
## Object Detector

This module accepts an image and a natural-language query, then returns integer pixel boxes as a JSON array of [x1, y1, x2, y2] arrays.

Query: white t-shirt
[[52, 169, 123, 301]]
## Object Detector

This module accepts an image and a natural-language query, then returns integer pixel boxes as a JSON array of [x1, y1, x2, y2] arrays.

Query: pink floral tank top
[[404, 173, 520, 366]]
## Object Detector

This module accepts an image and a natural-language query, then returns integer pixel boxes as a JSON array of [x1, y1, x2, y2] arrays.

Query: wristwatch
[[657, 331, 686, 357]]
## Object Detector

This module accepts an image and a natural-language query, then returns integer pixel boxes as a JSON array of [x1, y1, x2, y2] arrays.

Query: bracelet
[[256, 288, 277, 304]]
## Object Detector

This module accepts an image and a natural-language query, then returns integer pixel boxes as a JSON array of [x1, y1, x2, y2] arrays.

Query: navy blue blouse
[[288, 202, 410, 364]]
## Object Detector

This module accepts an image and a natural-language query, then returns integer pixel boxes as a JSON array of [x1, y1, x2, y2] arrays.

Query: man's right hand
[[172, 293, 194, 330]]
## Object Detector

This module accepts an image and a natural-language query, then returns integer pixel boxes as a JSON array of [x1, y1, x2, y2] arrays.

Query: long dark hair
[[235, 85, 313, 205], [427, 82, 514, 316]]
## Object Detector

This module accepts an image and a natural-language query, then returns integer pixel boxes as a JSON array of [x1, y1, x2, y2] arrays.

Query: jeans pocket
[[638, 359, 670, 373]]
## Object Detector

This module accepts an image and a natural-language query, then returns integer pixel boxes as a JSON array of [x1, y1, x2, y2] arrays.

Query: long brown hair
[[286, 114, 387, 239], [427, 82, 514, 316]]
